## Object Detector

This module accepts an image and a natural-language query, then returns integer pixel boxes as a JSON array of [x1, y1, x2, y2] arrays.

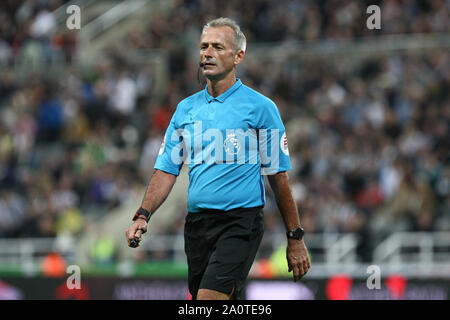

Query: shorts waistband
[[188, 205, 264, 215]]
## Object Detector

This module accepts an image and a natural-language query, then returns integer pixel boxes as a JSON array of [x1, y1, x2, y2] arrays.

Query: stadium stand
[[0, 0, 449, 282]]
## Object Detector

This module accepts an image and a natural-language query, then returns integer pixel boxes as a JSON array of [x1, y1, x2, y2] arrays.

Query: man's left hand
[[286, 239, 310, 282]]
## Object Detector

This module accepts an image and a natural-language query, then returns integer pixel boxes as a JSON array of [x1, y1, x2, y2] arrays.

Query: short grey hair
[[202, 17, 247, 53]]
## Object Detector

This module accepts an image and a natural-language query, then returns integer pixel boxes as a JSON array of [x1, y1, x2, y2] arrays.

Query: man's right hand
[[125, 218, 148, 248]]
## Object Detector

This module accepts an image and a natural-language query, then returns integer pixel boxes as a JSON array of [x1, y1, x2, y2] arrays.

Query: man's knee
[[196, 288, 234, 300]]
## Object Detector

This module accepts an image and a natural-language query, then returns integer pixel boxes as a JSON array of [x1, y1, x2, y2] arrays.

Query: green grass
[[0, 262, 188, 278]]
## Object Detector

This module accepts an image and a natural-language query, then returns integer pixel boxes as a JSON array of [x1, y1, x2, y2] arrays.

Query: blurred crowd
[[260, 50, 449, 261], [0, 0, 449, 264], [122, 0, 449, 48], [0, 0, 76, 67]]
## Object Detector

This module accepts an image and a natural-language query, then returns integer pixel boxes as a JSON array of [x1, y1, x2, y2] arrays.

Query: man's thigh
[[198, 209, 264, 299]]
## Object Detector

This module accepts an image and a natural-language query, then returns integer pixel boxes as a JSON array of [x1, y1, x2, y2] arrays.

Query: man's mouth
[[202, 62, 216, 67]]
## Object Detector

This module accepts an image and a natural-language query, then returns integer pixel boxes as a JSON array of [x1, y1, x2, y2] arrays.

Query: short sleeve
[[256, 100, 292, 175], [154, 107, 184, 176]]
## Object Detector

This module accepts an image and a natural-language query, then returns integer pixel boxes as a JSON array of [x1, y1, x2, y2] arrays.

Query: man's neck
[[207, 73, 237, 98]]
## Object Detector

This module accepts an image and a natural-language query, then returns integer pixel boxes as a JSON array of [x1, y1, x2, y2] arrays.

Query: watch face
[[290, 228, 304, 239]]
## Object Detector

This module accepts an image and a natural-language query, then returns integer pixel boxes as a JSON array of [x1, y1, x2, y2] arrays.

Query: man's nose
[[203, 45, 214, 58]]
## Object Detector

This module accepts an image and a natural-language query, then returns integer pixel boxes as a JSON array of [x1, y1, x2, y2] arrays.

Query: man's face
[[200, 26, 243, 80]]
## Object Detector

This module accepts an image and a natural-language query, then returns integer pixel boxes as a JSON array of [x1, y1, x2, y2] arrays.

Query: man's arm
[[141, 169, 178, 214], [267, 171, 311, 281], [125, 169, 177, 247]]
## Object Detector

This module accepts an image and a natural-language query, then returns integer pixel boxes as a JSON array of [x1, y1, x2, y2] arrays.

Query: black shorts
[[184, 206, 264, 300]]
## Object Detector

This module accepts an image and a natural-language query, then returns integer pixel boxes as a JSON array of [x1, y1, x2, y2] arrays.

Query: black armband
[[132, 207, 152, 222]]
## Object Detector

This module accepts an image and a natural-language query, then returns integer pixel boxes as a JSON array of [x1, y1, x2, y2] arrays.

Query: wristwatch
[[132, 207, 152, 222], [286, 227, 305, 240]]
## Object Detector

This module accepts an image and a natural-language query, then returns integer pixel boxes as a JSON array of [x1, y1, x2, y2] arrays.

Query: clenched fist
[[125, 218, 147, 248]]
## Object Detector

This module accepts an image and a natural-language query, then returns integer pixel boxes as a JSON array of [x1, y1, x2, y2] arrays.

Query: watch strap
[[132, 207, 151, 222]]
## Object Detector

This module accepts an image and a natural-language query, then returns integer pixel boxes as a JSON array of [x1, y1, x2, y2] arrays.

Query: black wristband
[[286, 227, 305, 240], [132, 207, 151, 222]]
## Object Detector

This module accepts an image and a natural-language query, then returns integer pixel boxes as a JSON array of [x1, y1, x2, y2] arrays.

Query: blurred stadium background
[[0, 0, 449, 300]]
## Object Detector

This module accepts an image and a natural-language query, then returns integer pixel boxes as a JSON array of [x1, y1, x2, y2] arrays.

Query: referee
[[126, 17, 310, 300]]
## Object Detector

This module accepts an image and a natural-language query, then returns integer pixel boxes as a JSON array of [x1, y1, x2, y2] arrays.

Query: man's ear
[[234, 49, 245, 66]]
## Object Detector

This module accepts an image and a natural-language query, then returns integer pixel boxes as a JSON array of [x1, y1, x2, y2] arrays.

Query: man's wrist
[[286, 227, 305, 240], [134, 215, 148, 222], [288, 237, 304, 245], [132, 207, 152, 222]]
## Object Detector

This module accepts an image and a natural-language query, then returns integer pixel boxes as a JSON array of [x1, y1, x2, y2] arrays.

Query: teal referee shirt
[[154, 79, 291, 212]]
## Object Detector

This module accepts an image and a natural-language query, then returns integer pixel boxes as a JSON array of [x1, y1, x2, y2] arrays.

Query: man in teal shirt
[[154, 77, 291, 213], [126, 17, 310, 300]]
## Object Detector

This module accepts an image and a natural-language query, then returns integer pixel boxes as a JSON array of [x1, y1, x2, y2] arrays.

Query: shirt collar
[[204, 78, 242, 103]]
